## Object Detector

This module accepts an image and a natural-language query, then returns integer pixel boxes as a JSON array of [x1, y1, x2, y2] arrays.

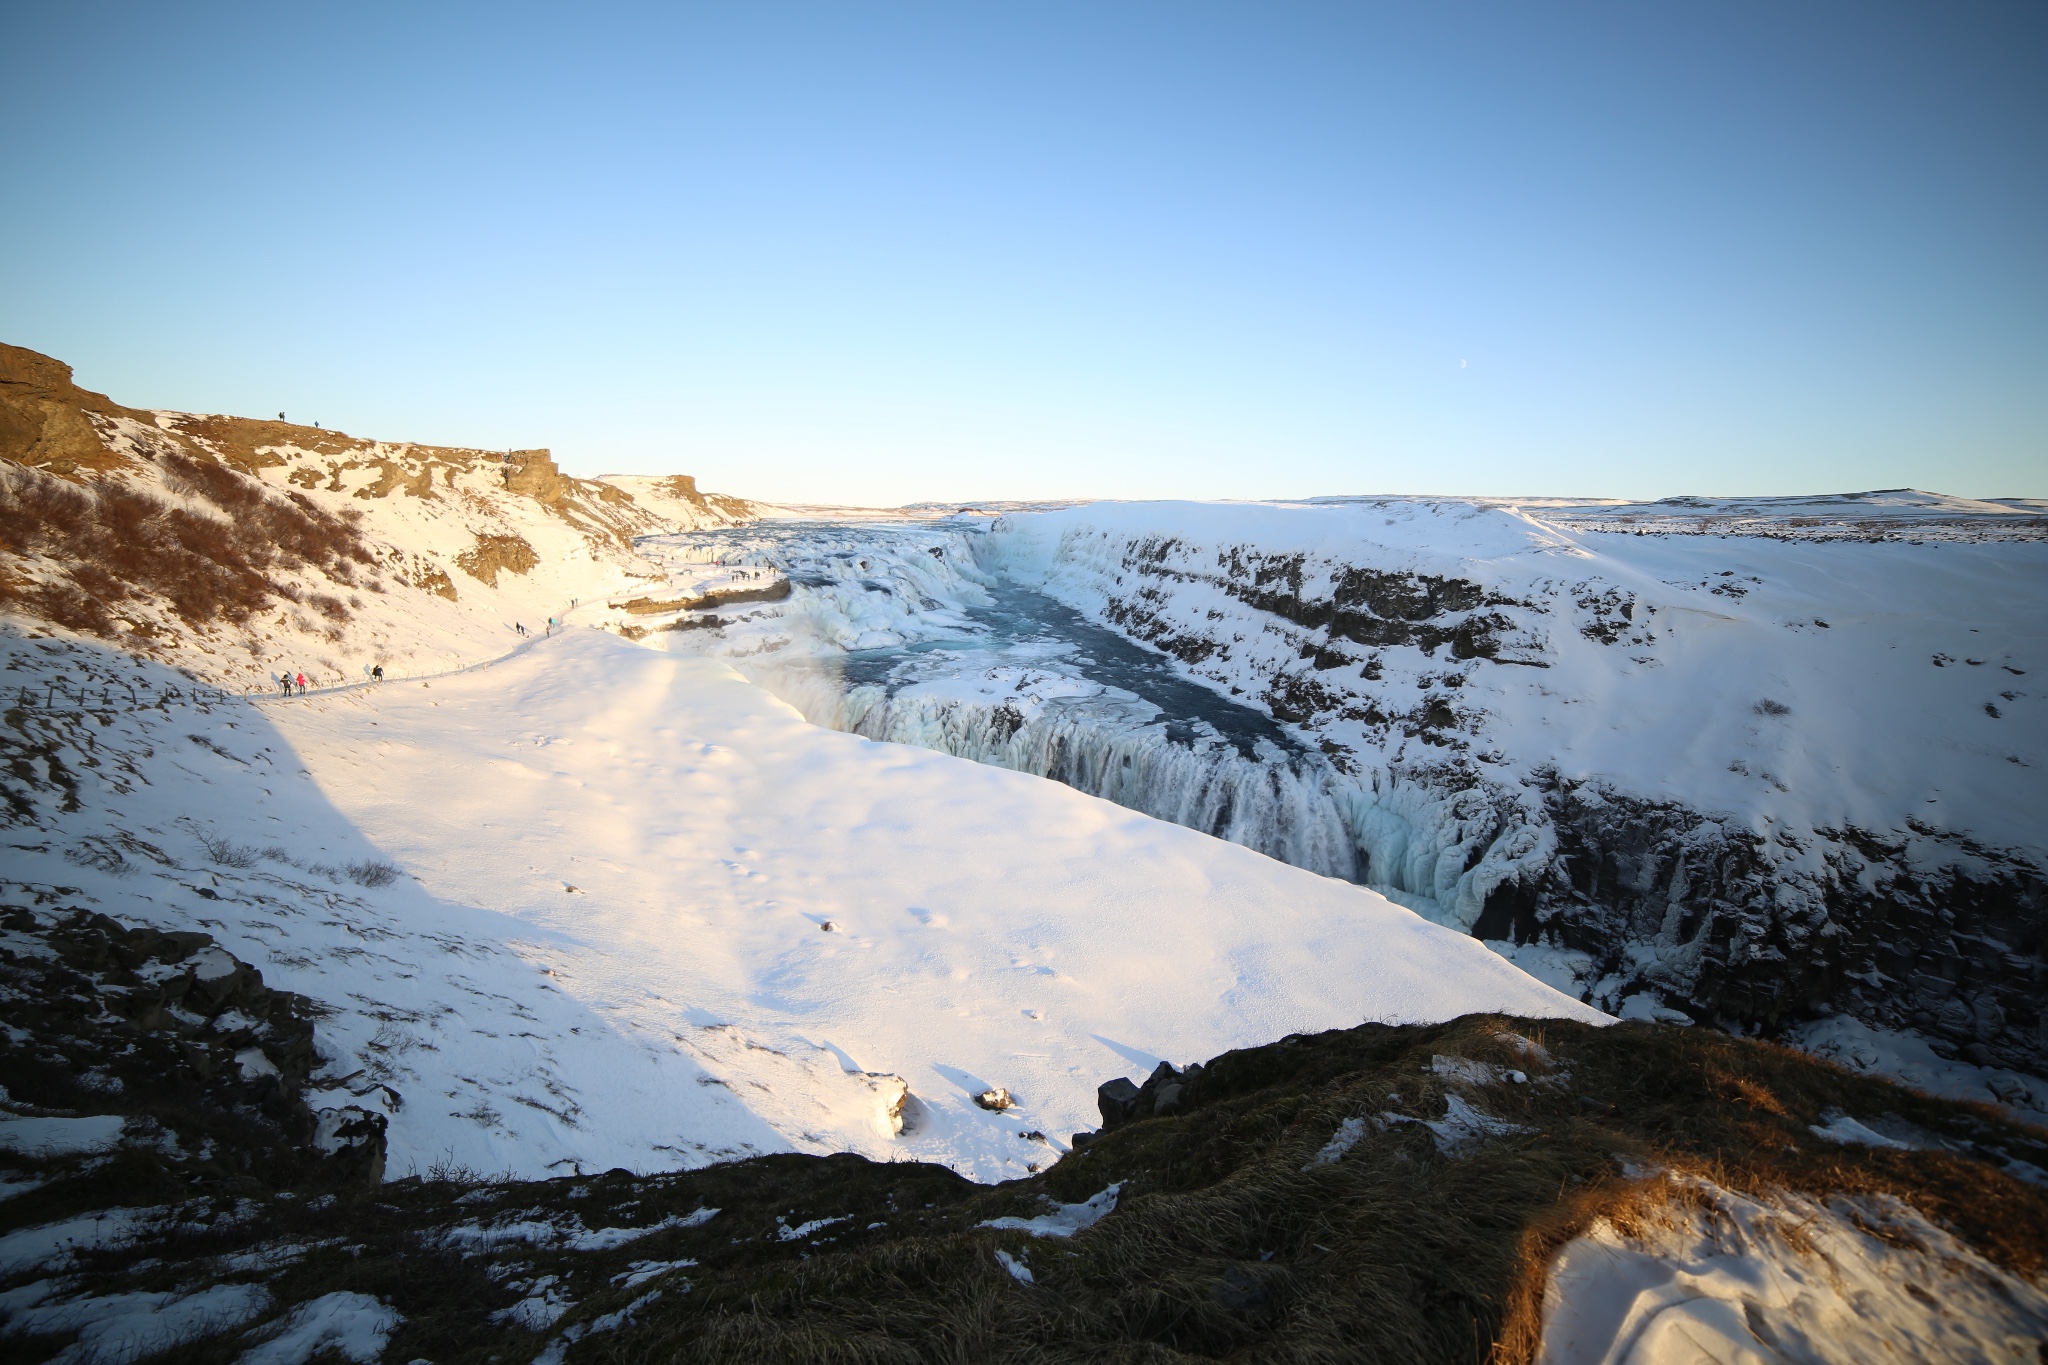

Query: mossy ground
[[7, 1015, 2045, 1365]]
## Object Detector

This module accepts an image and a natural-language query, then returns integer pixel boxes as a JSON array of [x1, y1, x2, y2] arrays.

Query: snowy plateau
[[3, 342, 2047, 1364]]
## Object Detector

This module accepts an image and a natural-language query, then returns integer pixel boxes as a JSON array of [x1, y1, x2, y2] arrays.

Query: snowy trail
[[250, 620, 568, 704], [265, 629, 1605, 1181]]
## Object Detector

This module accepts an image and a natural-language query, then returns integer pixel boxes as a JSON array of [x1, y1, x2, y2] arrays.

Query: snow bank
[[1537, 1175, 2048, 1364], [262, 628, 1602, 1179], [235, 1292, 401, 1365], [0, 1114, 126, 1156], [979, 1183, 1122, 1237], [0, 1206, 164, 1276], [0, 1282, 271, 1365]]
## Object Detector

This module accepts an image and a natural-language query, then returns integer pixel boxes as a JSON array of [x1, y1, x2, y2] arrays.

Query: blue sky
[[4, 2, 2043, 504]]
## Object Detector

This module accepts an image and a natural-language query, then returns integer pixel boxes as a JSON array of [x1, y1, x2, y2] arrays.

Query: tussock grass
[[343, 858, 402, 888], [0, 453, 373, 638], [587, 1016, 2047, 1365], [7, 1016, 2043, 1365]]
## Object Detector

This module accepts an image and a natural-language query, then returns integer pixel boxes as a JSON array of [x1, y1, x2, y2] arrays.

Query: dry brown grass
[[572, 1016, 2047, 1365], [0, 452, 373, 637], [5, 1013, 2040, 1365]]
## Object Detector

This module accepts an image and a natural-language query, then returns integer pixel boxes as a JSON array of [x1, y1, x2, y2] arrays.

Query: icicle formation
[[832, 681, 1360, 881]]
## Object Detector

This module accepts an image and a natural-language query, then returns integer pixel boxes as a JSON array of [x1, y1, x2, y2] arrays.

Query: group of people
[[278, 664, 388, 697], [276, 613, 568, 701]]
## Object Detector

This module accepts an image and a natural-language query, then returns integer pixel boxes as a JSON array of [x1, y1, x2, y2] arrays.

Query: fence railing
[[11, 607, 579, 711], [12, 681, 242, 712]]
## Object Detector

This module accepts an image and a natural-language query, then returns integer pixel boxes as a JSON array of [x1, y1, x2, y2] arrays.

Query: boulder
[[1097, 1077, 1141, 1128]]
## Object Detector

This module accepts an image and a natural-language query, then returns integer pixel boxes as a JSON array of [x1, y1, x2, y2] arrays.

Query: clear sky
[[4, 2, 2043, 505]]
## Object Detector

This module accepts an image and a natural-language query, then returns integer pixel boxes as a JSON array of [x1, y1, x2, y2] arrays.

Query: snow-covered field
[[633, 491, 2048, 1117], [2, 625, 1602, 1184]]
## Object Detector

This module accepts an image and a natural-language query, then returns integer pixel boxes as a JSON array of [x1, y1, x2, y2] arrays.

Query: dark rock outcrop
[[1480, 780, 2048, 1075], [0, 903, 385, 1187], [1096, 1060, 1207, 1134]]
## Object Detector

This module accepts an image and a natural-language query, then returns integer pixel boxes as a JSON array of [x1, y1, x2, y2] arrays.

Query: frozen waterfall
[[637, 520, 1367, 883], [767, 660, 1361, 881]]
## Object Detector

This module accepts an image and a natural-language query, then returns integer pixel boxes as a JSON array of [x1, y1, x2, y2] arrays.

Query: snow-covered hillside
[[1436, 488, 2047, 541], [595, 474, 778, 530], [639, 495, 2047, 1103], [0, 626, 1601, 1183], [0, 343, 767, 692], [984, 497, 2048, 1076]]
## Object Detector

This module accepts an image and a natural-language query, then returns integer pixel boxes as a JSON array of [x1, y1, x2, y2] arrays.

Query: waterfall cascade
[[634, 519, 1405, 888], [758, 659, 1362, 881]]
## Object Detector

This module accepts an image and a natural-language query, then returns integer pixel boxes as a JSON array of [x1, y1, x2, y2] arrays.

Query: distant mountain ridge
[[0, 343, 770, 687], [1299, 489, 2048, 542]]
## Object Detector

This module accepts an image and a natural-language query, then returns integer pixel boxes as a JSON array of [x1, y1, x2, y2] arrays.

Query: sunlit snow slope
[[6, 626, 1600, 1183], [260, 629, 1602, 1180]]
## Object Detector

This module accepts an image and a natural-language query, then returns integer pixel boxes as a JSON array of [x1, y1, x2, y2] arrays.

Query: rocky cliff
[[976, 497, 2048, 1081], [0, 343, 766, 687], [596, 472, 777, 530]]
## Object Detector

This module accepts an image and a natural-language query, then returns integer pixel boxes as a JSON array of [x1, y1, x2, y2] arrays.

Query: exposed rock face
[[1096, 1060, 1206, 1133], [1479, 778, 2048, 1070], [502, 448, 574, 503], [595, 472, 772, 532], [0, 903, 385, 1187], [979, 502, 2048, 1077], [612, 579, 792, 617], [455, 533, 541, 587], [1129, 544, 1521, 664], [0, 343, 154, 477]]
